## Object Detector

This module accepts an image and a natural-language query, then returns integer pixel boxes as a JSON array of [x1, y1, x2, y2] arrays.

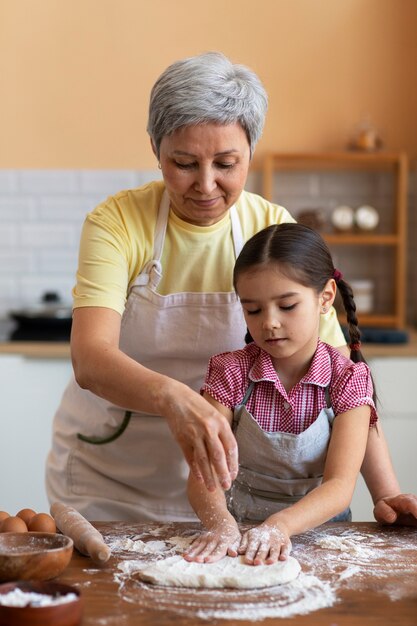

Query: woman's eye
[[174, 161, 235, 171], [175, 162, 195, 170], [280, 304, 296, 311], [246, 309, 260, 315], [216, 162, 235, 170]]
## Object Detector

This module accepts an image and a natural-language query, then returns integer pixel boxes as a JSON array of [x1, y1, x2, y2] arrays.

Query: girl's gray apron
[[46, 191, 247, 521], [227, 380, 351, 522]]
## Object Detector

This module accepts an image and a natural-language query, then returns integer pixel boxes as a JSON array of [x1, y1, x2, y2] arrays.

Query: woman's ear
[[320, 278, 337, 314]]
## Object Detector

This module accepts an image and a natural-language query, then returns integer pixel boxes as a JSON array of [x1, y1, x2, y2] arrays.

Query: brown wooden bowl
[[0, 581, 83, 626], [0, 533, 73, 582]]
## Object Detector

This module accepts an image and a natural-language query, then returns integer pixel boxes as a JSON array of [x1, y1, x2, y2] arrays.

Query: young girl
[[184, 223, 377, 566]]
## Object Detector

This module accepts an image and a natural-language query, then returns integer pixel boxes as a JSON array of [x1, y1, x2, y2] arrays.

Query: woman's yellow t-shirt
[[73, 180, 345, 347]]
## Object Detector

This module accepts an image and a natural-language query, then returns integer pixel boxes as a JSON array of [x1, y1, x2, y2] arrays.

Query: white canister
[[350, 280, 375, 314]]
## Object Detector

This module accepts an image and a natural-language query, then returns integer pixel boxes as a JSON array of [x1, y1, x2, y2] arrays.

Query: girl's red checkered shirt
[[201, 340, 377, 434]]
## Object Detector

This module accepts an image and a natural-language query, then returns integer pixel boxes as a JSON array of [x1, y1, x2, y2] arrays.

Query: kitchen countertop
[[54, 521, 417, 625], [1, 328, 417, 359], [0, 341, 71, 358]]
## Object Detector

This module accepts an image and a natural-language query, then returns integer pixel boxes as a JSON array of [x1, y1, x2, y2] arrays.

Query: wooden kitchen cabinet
[[262, 151, 408, 329]]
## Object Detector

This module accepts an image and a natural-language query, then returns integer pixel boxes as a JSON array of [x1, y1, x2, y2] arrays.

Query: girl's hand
[[239, 522, 292, 565], [373, 493, 417, 526], [183, 521, 241, 563]]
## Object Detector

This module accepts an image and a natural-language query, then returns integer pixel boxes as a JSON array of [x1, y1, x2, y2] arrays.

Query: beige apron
[[46, 191, 247, 521], [227, 380, 351, 523]]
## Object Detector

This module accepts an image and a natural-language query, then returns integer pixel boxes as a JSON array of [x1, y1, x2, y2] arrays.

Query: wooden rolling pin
[[50, 501, 111, 565]]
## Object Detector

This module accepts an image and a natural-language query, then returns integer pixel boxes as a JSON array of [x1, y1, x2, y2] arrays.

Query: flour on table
[[165, 534, 197, 551], [131, 553, 301, 589], [107, 537, 169, 554], [102, 523, 417, 622], [315, 535, 375, 559]]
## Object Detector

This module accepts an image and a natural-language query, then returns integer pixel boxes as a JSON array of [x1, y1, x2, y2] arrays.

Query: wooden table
[[55, 521, 417, 625]]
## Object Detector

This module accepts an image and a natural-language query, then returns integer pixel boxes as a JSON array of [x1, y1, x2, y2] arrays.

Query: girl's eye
[[280, 304, 297, 311], [246, 309, 260, 315]]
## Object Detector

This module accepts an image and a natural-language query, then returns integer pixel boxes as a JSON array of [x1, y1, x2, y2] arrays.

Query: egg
[[0, 511, 10, 523], [0, 515, 28, 533], [27, 512, 57, 533], [16, 508, 37, 526]]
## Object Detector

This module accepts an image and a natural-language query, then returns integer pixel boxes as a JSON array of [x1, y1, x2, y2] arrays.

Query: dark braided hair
[[234, 223, 368, 368]]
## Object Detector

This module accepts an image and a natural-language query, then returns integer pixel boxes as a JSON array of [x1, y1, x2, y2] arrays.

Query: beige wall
[[1, 0, 416, 168]]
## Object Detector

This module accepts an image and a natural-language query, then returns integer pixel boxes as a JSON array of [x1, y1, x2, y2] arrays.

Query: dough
[[135, 554, 301, 589]]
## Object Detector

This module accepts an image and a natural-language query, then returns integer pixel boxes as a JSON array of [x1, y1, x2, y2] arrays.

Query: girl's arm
[[360, 425, 417, 525], [241, 406, 370, 565], [70, 307, 238, 492], [184, 394, 241, 563], [336, 345, 417, 525]]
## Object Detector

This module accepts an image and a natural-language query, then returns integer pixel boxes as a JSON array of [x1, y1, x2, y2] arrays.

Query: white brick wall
[[0, 170, 160, 319], [0, 168, 415, 329]]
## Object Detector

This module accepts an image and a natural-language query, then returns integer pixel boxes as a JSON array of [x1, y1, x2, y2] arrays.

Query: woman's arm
[[184, 395, 241, 562], [240, 406, 370, 564], [71, 307, 238, 492]]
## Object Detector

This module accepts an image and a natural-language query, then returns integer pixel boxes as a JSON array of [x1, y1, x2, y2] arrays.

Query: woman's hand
[[373, 493, 417, 526], [183, 521, 241, 563], [239, 521, 292, 565], [163, 383, 238, 492]]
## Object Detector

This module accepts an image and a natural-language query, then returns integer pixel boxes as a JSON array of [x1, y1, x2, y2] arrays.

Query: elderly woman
[[46, 52, 416, 524]]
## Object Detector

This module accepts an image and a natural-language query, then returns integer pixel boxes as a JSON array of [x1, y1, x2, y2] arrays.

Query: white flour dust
[[0, 588, 78, 608], [99, 523, 417, 621], [297, 525, 417, 602], [108, 537, 169, 554], [315, 534, 378, 558]]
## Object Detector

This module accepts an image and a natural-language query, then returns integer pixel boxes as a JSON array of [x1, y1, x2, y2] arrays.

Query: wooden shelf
[[262, 151, 408, 329], [338, 314, 400, 328], [264, 150, 403, 164], [323, 233, 399, 245]]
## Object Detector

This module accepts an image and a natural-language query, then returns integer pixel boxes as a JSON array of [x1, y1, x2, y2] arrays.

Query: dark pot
[[9, 292, 72, 341]]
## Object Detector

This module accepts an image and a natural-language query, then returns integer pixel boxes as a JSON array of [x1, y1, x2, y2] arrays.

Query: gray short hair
[[147, 52, 268, 158]]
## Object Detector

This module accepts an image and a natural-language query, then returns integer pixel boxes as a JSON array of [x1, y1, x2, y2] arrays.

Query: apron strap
[[230, 204, 244, 258], [232, 381, 255, 431], [153, 190, 170, 261], [234, 379, 334, 432], [324, 384, 332, 408], [131, 190, 170, 288], [77, 411, 132, 445], [132, 192, 244, 289], [241, 380, 255, 406]]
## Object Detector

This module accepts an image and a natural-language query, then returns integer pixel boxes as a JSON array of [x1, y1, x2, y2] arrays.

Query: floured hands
[[183, 521, 241, 563], [239, 522, 292, 565], [373, 493, 417, 526]]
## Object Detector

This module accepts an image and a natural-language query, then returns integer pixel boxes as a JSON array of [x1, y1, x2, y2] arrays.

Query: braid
[[336, 276, 377, 406], [336, 278, 363, 364]]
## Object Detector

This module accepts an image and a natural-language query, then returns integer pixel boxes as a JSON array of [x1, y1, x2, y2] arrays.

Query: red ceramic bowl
[[0, 580, 83, 626]]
